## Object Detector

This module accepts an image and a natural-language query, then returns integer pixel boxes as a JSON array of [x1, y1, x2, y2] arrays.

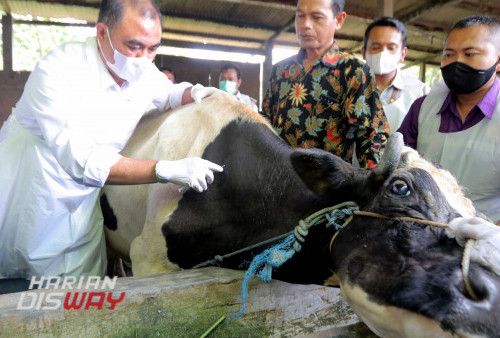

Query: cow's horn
[[372, 132, 403, 177]]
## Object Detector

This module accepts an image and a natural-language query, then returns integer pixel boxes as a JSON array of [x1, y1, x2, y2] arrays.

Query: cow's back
[[104, 93, 273, 273]]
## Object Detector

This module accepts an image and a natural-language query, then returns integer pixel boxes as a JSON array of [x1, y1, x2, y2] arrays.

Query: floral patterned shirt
[[262, 43, 389, 168]]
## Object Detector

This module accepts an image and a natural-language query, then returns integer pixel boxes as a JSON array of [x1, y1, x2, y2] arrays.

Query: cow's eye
[[391, 180, 410, 196]]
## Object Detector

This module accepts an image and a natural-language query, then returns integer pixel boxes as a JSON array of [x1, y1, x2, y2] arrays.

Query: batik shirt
[[262, 43, 389, 168]]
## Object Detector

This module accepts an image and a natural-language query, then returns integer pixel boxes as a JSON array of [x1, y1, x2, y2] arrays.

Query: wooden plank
[[0, 267, 374, 337]]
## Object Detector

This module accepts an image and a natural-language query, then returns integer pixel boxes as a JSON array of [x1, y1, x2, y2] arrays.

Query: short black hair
[[449, 15, 500, 48], [296, 0, 344, 15], [363, 16, 407, 50], [98, 0, 162, 32], [219, 63, 241, 80], [331, 0, 345, 15], [159, 66, 176, 82]]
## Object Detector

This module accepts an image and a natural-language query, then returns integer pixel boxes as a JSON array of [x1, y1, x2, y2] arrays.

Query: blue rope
[[326, 207, 357, 231], [233, 201, 359, 317], [232, 234, 296, 318]]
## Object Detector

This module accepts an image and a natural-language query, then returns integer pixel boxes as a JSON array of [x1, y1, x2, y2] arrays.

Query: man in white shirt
[[362, 17, 429, 133], [219, 63, 259, 112], [0, 0, 222, 288]]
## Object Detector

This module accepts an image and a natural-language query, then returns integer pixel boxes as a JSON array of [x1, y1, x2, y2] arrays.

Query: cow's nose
[[445, 264, 500, 335], [458, 264, 498, 303]]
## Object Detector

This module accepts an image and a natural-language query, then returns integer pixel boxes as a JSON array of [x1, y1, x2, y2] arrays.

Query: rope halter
[[234, 203, 479, 317]]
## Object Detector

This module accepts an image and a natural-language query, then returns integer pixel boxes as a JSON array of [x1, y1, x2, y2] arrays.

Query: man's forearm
[[106, 157, 158, 185], [181, 87, 194, 105]]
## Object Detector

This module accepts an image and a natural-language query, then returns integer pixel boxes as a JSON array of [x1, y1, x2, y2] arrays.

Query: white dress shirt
[[0, 37, 190, 279], [235, 91, 258, 112]]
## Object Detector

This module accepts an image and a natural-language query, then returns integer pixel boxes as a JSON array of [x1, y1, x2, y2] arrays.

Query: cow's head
[[290, 133, 500, 337]]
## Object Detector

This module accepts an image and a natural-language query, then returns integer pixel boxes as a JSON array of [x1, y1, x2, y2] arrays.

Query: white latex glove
[[155, 158, 223, 192], [190, 83, 223, 103], [447, 217, 500, 276]]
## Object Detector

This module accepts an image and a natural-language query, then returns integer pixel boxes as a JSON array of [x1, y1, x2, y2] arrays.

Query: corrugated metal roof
[[1, 0, 500, 65], [1, 1, 98, 22]]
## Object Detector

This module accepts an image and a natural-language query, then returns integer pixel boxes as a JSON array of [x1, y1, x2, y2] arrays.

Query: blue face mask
[[219, 80, 238, 95]]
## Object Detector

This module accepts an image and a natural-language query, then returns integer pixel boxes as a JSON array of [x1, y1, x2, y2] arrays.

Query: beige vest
[[417, 81, 500, 223]]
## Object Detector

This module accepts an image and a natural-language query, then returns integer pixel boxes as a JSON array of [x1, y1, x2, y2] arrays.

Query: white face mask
[[97, 27, 154, 83], [365, 50, 401, 75]]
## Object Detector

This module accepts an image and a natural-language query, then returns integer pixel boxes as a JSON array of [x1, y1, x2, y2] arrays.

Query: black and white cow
[[292, 144, 499, 337], [103, 92, 498, 337]]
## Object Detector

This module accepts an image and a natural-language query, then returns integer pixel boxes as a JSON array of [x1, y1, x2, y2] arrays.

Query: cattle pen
[[0, 267, 375, 337]]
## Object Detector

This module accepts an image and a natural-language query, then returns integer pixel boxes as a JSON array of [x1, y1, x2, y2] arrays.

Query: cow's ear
[[290, 149, 356, 197]]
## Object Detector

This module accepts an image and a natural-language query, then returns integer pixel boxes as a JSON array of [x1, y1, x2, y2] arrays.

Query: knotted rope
[[233, 206, 479, 317], [233, 201, 359, 317]]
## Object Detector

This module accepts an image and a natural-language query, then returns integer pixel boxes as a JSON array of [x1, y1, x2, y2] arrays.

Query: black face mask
[[441, 60, 499, 94]]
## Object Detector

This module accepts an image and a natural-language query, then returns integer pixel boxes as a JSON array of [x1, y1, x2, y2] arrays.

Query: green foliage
[[12, 22, 94, 71], [425, 65, 443, 86], [403, 64, 442, 87]]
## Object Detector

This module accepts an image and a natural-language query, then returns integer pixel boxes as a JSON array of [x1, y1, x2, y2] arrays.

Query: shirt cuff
[[83, 147, 122, 187], [167, 81, 192, 109]]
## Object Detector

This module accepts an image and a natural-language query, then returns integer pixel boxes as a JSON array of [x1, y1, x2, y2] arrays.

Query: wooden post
[[2, 13, 13, 72], [262, 42, 273, 98], [377, 0, 394, 17], [420, 62, 427, 83]]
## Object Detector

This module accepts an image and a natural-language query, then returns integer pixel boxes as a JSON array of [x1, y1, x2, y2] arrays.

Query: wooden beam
[[162, 12, 286, 32], [459, 1, 500, 15], [196, 0, 296, 9], [345, 41, 442, 55], [166, 29, 265, 46], [404, 55, 441, 67], [262, 15, 295, 48], [2, 13, 13, 72], [160, 38, 266, 55], [13, 19, 94, 28], [23, 0, 100, 9]]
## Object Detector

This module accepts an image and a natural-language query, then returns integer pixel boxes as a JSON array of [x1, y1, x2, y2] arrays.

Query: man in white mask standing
[[362, 17, 429, 134], [0, 0, 223, 293]]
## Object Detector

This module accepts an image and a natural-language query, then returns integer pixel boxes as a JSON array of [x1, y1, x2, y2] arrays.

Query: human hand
[[190, 84, 224, 103], [155, 158, 224, 192], [447, 217, 500, 275]]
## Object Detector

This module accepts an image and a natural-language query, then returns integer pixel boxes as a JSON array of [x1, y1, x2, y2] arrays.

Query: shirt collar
[[477, 76, 499, 119], [389, 69, 404, 91], [296, 42, 340, 69], [438, 76, 499, 119], [86, 37, 121, 92]]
